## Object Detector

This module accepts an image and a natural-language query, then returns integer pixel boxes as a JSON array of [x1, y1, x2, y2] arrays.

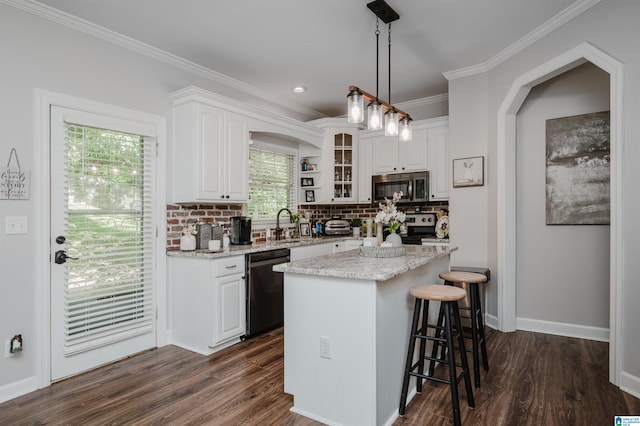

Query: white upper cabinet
[[171, 101, 248, 203], [427, 124, 449, 201], [372, 132, 428, 174]]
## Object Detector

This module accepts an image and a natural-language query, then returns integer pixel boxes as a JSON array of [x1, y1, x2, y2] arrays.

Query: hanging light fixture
[[347, 0, 412, 140]]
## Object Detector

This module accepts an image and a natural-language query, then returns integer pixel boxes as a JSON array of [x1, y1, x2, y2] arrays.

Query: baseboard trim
[[485, 313, 499, 330], [516, 317, 609, 342], [0, 376, 38, 404], [620, 372, 640, 400]]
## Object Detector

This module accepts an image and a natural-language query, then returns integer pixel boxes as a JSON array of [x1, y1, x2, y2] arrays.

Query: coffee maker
[[230, 216, 252, 245]]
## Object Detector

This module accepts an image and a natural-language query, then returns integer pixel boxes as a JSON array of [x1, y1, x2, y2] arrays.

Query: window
[[63, 123, 155, 355], [248, 144, 297, 221]]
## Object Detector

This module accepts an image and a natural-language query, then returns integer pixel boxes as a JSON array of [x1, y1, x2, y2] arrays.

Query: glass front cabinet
[[332, 133, 356, 202]]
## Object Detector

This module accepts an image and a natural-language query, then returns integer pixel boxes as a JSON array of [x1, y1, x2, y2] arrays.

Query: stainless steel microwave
[[372, 171, 429, 203]]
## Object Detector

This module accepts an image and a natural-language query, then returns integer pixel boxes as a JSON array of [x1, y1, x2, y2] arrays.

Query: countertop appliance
[[244, 248, 290, 339], [372, 171, 429, 204], [401, 212, 438, 245], [323, 217, 352, 235], [230, 216, 252, 245]]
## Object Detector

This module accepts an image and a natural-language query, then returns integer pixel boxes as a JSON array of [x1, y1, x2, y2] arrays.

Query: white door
[[50, 106, 157, 381]]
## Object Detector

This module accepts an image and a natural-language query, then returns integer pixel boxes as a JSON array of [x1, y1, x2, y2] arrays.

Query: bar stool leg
[[474, 284, 490, 371], [443, 302, 462, 425], [427, 302, 445, 377], [416, 299, 430, 393], [469, 283, 481, 388], [399, 298, 422, 415], [452, 302, 475, 409]]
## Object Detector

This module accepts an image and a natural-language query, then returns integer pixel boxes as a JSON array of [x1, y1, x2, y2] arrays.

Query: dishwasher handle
[[248, 256, 290, 269]]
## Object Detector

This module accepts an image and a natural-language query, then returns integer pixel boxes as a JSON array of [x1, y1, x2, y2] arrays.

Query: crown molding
[[396, 93, 448, 110], [2, 0, 326, 120], [443, 0, 601, 81]]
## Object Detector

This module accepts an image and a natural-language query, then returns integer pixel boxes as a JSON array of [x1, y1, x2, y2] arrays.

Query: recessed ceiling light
[[292, 86, 307, 93]]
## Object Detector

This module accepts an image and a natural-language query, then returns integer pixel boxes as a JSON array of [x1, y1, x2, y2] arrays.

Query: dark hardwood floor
[[1, 327, 639, 425]]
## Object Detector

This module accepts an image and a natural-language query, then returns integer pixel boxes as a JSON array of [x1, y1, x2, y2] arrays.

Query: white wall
[[448, 0, 640, 387], [516, 63, 610, 329], [0, 3, 316, 400]]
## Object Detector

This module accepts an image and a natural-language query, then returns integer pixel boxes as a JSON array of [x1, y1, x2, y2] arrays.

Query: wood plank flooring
[[1, 327, 639, 425]]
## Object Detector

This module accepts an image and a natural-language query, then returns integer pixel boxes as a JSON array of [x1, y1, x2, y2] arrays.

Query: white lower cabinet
[[170, 255, 246, 355]]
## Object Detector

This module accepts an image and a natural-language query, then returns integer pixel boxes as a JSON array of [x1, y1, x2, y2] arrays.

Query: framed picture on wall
[[301, 177, 314, 187], [305, 190, 315, 203], [453, 156, 484, 187]]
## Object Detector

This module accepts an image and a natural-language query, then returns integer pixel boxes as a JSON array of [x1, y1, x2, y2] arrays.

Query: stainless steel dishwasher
[[243, 248, 291, 339]]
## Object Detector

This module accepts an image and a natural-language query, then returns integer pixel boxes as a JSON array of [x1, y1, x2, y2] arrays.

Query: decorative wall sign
[[453, 156, 484, 187], [1, 148, 30, 200], [545, 111, 610, 225]]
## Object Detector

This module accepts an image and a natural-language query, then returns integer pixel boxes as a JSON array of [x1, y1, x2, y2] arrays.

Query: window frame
[[247, 140, 299, 227]]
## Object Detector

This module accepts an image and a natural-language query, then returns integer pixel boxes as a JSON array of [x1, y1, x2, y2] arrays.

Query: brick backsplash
[[166, 203, 245, 250], [167, 201, 448, 249]]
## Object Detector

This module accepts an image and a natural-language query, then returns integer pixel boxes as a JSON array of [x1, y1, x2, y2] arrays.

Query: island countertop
[[273, 244, 456, 281]]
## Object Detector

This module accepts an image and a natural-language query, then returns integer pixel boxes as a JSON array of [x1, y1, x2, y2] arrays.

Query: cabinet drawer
[[214, 256, 245, 277]]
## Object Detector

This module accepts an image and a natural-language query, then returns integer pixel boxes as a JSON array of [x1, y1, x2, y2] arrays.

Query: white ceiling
[[34, 0, 585, 118]]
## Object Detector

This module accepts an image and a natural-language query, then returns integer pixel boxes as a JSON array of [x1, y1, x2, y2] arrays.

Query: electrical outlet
[[320, 336, 331, 359]]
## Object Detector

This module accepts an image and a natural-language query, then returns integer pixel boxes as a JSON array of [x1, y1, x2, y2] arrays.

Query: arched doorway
[[496, 42, 623, 384]]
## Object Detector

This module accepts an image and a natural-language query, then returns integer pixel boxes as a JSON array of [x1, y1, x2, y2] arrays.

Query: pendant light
[[347, 0, 412, 140], [347, 89, 364, 123], [399, 116, 412, 142]]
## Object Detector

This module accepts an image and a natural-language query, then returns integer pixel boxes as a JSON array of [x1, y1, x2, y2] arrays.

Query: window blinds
[[248, 147, 296, 221], [63, 123, 155, 356]]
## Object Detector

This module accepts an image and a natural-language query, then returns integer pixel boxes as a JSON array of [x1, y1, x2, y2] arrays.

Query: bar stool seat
[[437, 270, 489, 388], [399, 284, 474, 426]]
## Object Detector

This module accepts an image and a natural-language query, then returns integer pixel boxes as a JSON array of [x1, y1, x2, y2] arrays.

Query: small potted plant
[[351, 218, 362, 237]]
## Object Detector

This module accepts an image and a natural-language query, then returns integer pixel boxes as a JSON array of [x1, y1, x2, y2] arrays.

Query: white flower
[[375, 192, 405, 232], [182, 224, 198, 235]]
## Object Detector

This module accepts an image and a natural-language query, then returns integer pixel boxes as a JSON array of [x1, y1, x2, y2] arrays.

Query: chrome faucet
[[275, 208, 293, 241]]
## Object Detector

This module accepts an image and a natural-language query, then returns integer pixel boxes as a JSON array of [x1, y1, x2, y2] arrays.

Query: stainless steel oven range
[[401, 212, 438, 245]]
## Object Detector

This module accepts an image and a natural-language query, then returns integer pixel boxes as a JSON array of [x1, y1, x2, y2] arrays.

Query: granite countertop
[[273, 244, 456, 282], [166, 236, 359, 259]]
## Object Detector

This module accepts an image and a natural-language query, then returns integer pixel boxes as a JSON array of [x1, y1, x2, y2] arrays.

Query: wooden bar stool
[[432, 270, 489, 388], [399, 284, 474, 426]]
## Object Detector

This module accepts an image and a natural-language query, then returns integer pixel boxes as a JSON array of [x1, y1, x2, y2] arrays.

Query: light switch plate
[[5, 216, 28, 235]]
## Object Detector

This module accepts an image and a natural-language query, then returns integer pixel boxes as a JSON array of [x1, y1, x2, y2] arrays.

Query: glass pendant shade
[[347, 90, 364, 123], [399, 117, 412, 142], [385, 109, 399, 136], [367, 101, 383, 130]]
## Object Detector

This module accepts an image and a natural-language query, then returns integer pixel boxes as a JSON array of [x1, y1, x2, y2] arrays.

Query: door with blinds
[[50, 106, 157, 381]]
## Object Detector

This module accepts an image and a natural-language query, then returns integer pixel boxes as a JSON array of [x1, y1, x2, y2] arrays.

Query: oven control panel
[[404, 213, 436, 227]]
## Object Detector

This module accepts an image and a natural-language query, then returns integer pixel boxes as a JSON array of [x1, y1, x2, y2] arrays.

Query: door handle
[[55, 250, 79, 264]]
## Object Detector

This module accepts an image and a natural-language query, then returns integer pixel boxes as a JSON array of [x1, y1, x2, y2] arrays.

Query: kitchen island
[[273, 244, 456, 426]]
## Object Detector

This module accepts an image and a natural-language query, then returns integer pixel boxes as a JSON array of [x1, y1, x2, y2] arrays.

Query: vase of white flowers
[[180, 223, 197, 251], [374, 191, 406, 247]]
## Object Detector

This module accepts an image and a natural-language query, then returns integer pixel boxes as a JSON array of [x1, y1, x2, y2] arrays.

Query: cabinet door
[[214, 273, 246, 345], [224, 112, 249, 202], [358, 138, 373, 203], [331, 133, 356, 203], [372, 137, 399, 174], [198, 104, 225, 200], [427, 126, 449, 200], [399, 129, 428, 172]]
